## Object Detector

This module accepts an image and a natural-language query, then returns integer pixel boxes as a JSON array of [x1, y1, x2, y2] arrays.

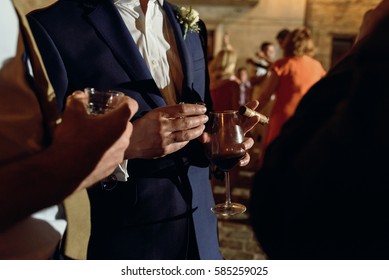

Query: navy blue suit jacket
[[28, 0, 221, 260]]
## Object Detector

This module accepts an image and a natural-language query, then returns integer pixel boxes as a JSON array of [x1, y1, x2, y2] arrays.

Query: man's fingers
[[237, 138, 254, 166], [239, 152, 251, 167], [245, 100, 259, 111], [240, 100, 261, 134], [169, 115, 208, 131], [65, 91, 139, 122], [242, 116, 260, 134], [65, 90, 89, 113], [156, 104, 207, 118], [112, 96, 139, 120], [170, 124, 206, 142], [242, 137, 254, 150], [198, 132, 210, 144]]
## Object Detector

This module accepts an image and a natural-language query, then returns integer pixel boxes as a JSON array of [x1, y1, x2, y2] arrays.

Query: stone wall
[[185, 0, 380, 71], [177, 0, 307, 68], [17, 0, 306, 69], [306, 0, 380, 70]]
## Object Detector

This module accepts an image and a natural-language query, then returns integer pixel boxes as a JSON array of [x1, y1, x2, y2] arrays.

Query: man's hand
[[125, 103, 208, 159], [0, 91, 137, 231], [53, 90, 138, 190], [199, 100, 260, 167], [237, 100, 260, 166]]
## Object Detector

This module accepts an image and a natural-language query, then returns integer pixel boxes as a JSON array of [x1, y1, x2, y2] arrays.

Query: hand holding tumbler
[[85, 87, 125, 190]]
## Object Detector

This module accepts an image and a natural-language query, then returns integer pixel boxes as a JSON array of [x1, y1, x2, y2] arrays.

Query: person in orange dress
[[257, 28, 326, 163]]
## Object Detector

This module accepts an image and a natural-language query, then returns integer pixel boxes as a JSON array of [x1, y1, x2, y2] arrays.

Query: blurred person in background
[[210, 48, 241, 111], [256, 27, 326, 165], [247, 41, 276, 78], [236, 67, 253, 106], [275, 28, 290, 53]]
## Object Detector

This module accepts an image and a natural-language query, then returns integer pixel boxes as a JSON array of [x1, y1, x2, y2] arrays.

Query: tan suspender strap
[[13, 2, 60, 139], [62, 190, 91, 260]]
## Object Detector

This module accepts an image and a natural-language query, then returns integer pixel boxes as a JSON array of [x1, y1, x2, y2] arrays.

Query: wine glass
[[206, 110, 247, 216], [85, 87, 125, 115], [84, 87, 125, 190]]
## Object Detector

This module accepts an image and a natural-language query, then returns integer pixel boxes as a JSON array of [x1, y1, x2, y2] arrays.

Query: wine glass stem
[[224, 171, 232, 206]]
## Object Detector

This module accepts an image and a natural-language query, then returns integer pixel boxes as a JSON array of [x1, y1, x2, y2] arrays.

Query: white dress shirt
[[114, 0, 183, 105], [113, 0, 184, 181]]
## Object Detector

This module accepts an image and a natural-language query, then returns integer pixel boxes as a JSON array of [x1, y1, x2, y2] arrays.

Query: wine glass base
[[211, 203, 247, 216]]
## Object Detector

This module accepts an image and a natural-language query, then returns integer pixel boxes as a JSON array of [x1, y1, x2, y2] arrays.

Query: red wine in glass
[[206, 110, 247, 216], [210, 152, 246, 171]]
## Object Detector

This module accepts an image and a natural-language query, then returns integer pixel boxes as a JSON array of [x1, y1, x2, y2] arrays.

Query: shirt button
[[151, 60, 157, 66]]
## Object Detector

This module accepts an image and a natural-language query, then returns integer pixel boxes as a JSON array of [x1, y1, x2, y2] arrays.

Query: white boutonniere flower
[[175, 6, 200, 40]]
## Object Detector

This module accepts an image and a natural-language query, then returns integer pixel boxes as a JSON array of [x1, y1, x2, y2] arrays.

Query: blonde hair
[[283, 28, 316, 57], [210, 49, 237, 80]]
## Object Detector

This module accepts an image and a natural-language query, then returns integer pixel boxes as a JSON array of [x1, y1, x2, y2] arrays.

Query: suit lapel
[[163, 2, 207, 104], [84, 1, 202, 107], [86, 1, 152, 81], [84, 0, 167, 108]]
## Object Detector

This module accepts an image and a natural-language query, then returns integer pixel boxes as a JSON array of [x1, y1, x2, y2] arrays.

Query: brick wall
[[181, 0, 307, 68], [183, 0, 381, 71], [306, 0, 380, 70]]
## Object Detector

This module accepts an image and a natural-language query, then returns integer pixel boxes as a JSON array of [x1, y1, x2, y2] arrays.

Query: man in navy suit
[[28, 0, 258, 259]]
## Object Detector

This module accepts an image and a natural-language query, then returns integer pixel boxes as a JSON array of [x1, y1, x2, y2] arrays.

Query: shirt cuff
[[113, 160, 129, 182]]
